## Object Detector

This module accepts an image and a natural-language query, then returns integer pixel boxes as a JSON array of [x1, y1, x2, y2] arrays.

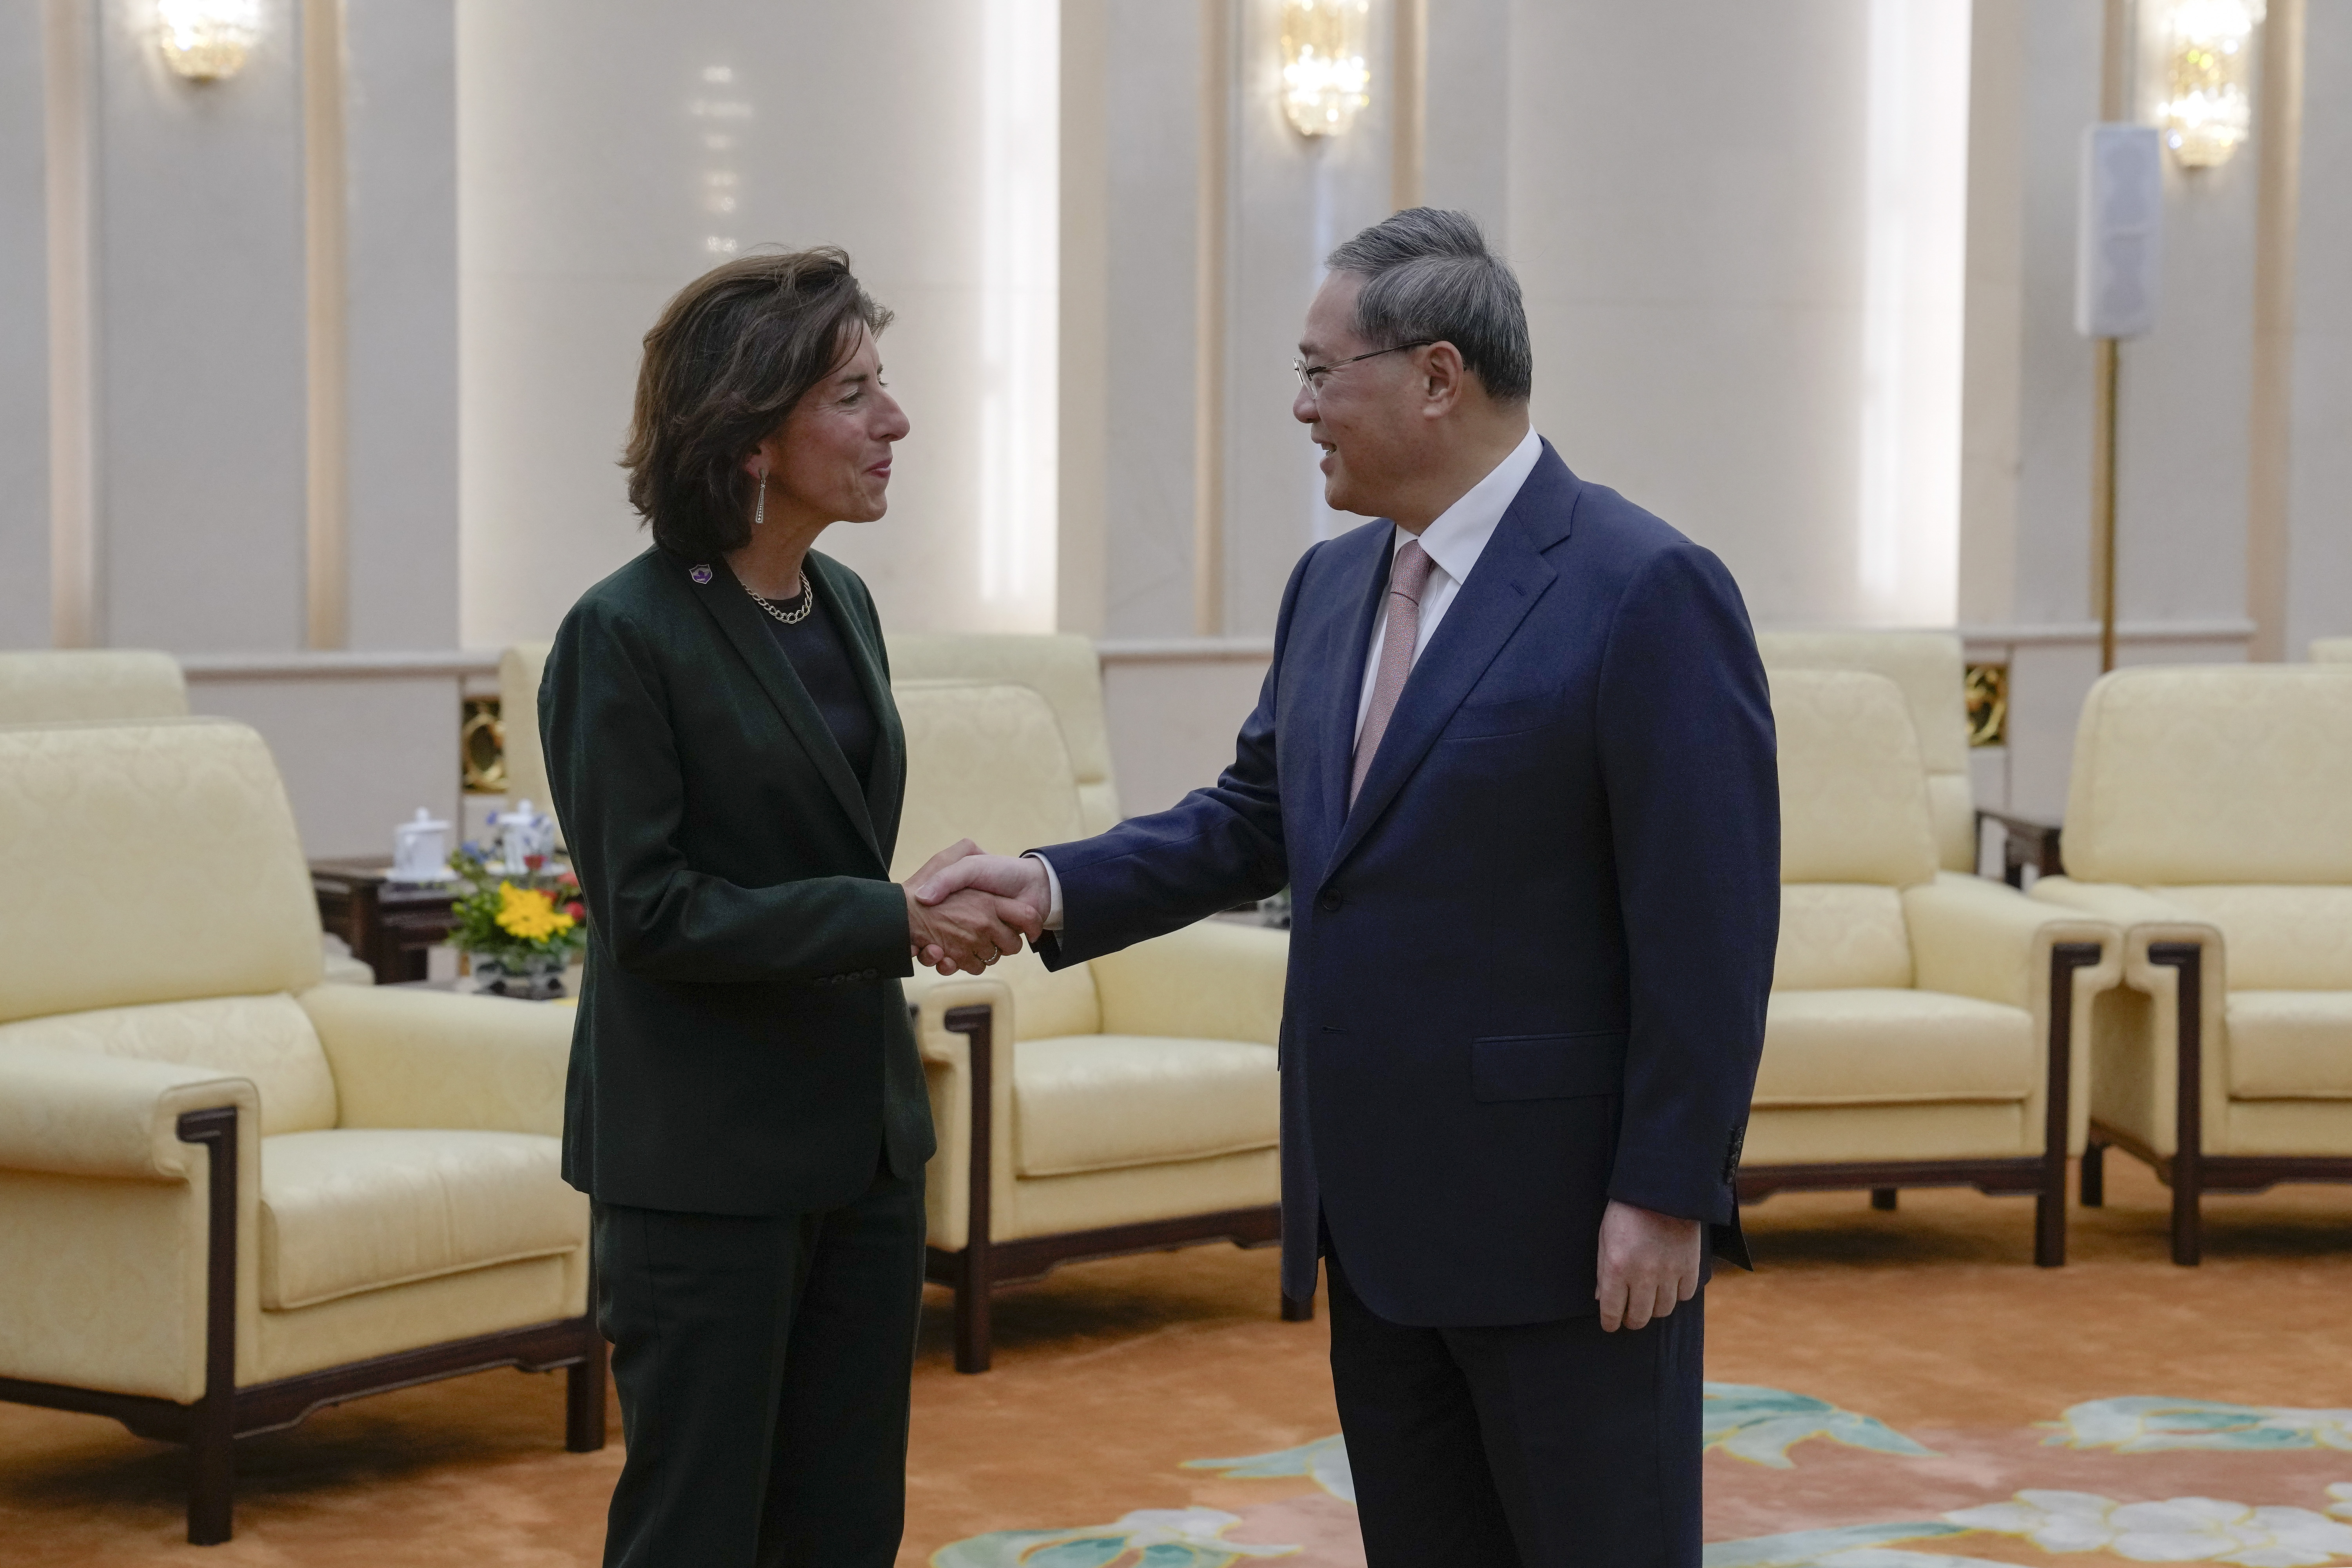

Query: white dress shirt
[[1030, 426, 1545, 932]]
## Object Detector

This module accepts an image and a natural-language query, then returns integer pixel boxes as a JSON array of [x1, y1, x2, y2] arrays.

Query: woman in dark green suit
[[539, 249, 1042, 1568]]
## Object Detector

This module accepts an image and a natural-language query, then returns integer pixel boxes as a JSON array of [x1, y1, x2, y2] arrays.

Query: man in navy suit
[[916, 209, 1778, 1566]]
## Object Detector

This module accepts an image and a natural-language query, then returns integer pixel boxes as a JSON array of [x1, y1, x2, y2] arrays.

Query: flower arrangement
[[446, 842, 586, 995]]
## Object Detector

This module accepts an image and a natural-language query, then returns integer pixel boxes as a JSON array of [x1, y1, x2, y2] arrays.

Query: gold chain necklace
[[745, 571, 813, 626]]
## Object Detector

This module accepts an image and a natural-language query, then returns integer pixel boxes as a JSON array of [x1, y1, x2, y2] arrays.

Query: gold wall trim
[[2247, 0, 2305, 662], [303, 0, 350, 650], [1191, 0, 1232, 638], [43, 0, 95, 648], [1390, 0, 1426, 213]]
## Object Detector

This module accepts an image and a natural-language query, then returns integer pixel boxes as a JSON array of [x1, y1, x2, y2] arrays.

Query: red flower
[[557, 870, 579, 888], [524, 853, 546, 871], [565, 902, 586, 921]]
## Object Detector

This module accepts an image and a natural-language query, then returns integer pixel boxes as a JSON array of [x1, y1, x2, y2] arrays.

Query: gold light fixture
[[2156, 0, 2265, 167], [1281, 0, 1371, 139], [157, 0, 261, 82]]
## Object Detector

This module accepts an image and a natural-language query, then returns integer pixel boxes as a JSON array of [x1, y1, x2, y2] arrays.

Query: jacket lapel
[[1323, 446, 1578, 876], [692, 555, 884, 866], [809, 554, 906, 861]]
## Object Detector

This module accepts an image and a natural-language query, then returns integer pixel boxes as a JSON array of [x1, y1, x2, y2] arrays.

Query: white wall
[[344, 0, 461, 651], [94, 0, 310, 652], [457, 0, 1061, 649], [1501, 0, 1970, 630]]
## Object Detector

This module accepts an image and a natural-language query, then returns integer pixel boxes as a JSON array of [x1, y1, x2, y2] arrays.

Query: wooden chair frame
[[2080, 941, 2352, 1265], [0, 1103, 606, 1545], [922, 1004, 1310, 1374], [1734, 942, 2105, 1267]]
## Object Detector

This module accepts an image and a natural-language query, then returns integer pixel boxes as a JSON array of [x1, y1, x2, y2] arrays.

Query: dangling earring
[[753, 470, 767, 528]]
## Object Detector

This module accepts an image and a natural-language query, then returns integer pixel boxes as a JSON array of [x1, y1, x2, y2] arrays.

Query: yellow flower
[[494, 882, 575, 944]]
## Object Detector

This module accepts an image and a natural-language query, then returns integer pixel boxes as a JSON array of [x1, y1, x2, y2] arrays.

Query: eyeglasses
[[1292, 339, 1437, 395]]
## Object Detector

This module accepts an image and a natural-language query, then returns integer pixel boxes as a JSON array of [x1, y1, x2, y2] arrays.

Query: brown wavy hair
[[622, 247, 894, 557]]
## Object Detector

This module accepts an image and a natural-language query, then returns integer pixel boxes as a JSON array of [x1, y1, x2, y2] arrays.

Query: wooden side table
[[310, 859, 462, 984]]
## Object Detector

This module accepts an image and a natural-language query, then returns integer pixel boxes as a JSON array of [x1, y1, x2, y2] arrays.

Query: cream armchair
[[2314, 639, 2352, 664], [0, 720, 599, 1544], [1740, 672, 2120, 1264], [0, 648, 188, 724], [2031, 666, 2352, 1264], [893, 681, 1289, 1372]]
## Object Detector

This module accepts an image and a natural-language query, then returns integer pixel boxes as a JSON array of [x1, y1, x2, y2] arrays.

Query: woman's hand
[[904, 881, 1042, 976]]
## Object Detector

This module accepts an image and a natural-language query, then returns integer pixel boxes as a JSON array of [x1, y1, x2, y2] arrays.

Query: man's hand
[[902, 881, 1040, 976], [1595, 1199, 1702, 1333], [915, 853, 1051, 920]]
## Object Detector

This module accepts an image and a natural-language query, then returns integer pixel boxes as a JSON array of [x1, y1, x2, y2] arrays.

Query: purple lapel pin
[[690, 564, 713, 584]]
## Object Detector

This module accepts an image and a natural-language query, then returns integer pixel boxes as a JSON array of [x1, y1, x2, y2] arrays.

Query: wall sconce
[[1281, 0, 1371, 138], [156, 0, 261, 82], [2156, 0, 2265, 167]]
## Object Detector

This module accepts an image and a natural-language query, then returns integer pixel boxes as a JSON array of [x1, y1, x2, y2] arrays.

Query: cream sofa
[[1739, 671, 2119, 1263], [2032, 666, 2352, 1264], [892, 681, 1290, 1372], [0, 648, 188, 724], [2314, 639, 2352, 664], [0, 720, 599, 1543], [502, 630, 1126, 838]]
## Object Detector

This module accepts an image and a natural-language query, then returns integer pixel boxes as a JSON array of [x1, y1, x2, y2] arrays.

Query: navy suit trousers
[[1327, 1252, 1703, 1568]]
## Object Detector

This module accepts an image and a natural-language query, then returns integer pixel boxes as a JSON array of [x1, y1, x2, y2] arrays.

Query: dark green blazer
[[540, 545, 933, 1216]]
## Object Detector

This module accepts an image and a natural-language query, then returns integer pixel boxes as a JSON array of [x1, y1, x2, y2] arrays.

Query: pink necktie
[[1351, 539, 1436, 807]]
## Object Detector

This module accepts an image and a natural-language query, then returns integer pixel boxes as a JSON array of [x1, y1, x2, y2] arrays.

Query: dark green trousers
[[593, 1160, 926, 1568]]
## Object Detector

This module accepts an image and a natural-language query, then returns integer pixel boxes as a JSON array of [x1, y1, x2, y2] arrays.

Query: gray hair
[[1324, 208, 1532, 403]]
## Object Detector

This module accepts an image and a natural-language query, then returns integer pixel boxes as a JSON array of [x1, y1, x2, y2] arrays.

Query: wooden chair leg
[[954, 1256, 993, 1375], [186, 1393, 234, 1546], [2171, 1154, 2203, 1266], [2034, 1183, 2066, 1267], [565, 1338, 608, 1452], [2080, 1142, 2105, 1207], [1869, 1187, 1898, 1210], [1280, 1292, 1315, 1322]]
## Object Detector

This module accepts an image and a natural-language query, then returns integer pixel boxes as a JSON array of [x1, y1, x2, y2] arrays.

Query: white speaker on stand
[[2076, 124, 2164, 672]]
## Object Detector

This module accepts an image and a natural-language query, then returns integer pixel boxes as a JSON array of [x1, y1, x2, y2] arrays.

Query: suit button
[[1318, 889, 1341, 913]]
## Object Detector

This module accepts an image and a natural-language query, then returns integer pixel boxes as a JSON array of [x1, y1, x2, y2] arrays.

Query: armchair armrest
[[0, 1045, 256, 1180], [900, 971, 1016, 1258], [1976, 809, 2063, 886], [1091, 920, 1288, 1044], [2026, 877, 2226, 1169], [299, 985, 575, 1136], [1905, 877, 2118, 1010], [1901, 878, 2120, 1161]]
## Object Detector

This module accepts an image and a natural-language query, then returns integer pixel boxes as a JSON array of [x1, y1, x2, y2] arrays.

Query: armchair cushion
[[2224, 993, 2352, 1100], [2154, 886, 2352, 991], [0, 721, 325, 1024], [1772, 670, 1940, 887], [1773, 885, 1913, 990], [888, 633, 1123, 834], [1756, 990, 2035, 1106], [258, 1130, 581, 1310], [1759, 630, 1975, 872], [1013, 1035, 1279, 1177], [301, 985, 572, 1135], [2062, 667, 2352, 885], [0, 995, 336, 1137], [0, 648, 187, 725]]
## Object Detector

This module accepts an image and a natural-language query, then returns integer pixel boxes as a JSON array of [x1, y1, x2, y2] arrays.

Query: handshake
[[900, 840, 1055, 976]]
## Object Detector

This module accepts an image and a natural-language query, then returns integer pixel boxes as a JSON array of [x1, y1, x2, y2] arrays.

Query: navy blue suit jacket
[[1037, 444, 1779, 1327]]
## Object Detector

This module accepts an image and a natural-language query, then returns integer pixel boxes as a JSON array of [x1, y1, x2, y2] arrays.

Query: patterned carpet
[[4, 1156, 2350, 1566]]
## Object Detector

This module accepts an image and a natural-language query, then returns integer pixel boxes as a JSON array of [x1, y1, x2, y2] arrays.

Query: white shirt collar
[[1390, 426, 1545, 581]]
